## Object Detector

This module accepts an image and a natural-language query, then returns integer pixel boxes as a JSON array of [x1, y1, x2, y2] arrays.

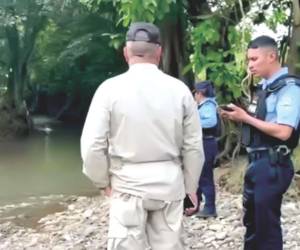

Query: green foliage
[[189, 18, 220, 78], [116, 0, 176, 26], [1, 0, 293, 118], [265, 1, 290, 31], [0, 0, 72, 108], [79, 1, 255, 103], [80, 0, 176, 26], [75, 0, 294, 106], [189, 17, 251, 102], [31, 4, 127, 114]]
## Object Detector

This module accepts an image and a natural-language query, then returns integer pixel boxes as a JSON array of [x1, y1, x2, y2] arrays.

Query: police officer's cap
[[194, 80, 215, 97], [195, 80, 214, 91]]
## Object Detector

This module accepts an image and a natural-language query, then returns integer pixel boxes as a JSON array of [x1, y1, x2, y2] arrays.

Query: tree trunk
[[6, 15, 46, 111], [2, 3, 46, 138], [287, 0, 300, 74], [160, 2, 194, 88]]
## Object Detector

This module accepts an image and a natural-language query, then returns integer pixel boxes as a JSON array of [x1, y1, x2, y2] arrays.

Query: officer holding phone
[[194, 80, 219, 218], [220, 36, 300, 250]]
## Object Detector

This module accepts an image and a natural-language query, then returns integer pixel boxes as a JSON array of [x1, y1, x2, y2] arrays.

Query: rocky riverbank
[[1, 190, 300, 250]]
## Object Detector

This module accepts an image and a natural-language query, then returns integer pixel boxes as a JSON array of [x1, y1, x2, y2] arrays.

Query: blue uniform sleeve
[[276, 84, 300, 128], [198, 101, 217, 128]]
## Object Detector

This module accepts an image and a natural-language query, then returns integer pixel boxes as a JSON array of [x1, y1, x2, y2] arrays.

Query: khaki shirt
[[81, 63, 204, 201]]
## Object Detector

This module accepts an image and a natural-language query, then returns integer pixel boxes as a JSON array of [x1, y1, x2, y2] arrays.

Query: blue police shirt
[[261, 67, 300, 129], [198, 98, 217, 128]]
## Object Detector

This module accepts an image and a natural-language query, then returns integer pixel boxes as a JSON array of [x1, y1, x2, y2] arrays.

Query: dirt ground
[[215, 154, 300, 198]]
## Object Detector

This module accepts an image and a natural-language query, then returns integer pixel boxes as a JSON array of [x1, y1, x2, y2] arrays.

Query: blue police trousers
[[197, 137, 218, 212], [243, 152, 294, 250]]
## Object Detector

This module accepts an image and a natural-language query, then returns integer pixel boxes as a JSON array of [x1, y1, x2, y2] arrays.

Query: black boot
[[196, 207, 217, 218]]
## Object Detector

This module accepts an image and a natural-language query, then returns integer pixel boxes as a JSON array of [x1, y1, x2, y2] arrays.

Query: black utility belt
[[246, 145, 291, 164]]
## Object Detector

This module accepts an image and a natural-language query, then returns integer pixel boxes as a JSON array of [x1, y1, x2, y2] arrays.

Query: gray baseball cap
[[126, 22, 161, 45]]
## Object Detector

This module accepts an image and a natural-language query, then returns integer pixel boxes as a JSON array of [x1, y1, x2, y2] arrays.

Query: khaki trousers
[[107, 193, 184, 250]]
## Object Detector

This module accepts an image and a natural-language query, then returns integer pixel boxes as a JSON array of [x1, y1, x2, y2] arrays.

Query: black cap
[[126, 22, 161, 45], [195, 80, 213, 91], [194, 80, 215, 97]]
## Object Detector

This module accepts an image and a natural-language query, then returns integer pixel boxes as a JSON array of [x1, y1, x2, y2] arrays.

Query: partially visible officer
[[81, 22, 204, 250], [194, 81, 218, 218], [221, 35, 300, 250]]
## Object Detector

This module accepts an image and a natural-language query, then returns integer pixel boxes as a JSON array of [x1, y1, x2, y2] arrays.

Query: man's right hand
[[100, 186, 112, 197], [184, 193, 198, 216], [220, 103, 249, 123]]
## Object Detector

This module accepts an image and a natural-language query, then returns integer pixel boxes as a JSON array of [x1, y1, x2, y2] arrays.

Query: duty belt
[[246, 145, 291, 164]]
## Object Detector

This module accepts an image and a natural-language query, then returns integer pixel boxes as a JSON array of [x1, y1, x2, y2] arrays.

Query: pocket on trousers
[[108, 213, 128, 239], [163, 201, 183, 232], [108, 195, 140, 238]]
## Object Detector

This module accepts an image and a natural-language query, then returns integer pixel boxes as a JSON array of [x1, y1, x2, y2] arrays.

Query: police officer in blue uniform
[[194, 81, 219, 218], [221, 36, 300, 250]]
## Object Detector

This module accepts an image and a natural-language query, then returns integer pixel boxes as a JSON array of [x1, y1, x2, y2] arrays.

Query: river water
[[0, 120, 98, 226]]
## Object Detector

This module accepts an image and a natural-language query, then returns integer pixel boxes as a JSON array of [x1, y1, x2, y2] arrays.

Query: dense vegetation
[[0, 0, 299, 143]]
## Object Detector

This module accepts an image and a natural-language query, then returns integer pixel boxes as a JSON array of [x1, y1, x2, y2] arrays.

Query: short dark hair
[[248, 35, 277, 50]]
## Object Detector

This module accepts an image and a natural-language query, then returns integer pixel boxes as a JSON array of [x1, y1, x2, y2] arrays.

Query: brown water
[[0, 122, 98, 227]]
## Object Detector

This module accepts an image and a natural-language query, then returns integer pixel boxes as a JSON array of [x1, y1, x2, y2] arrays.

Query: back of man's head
[[124, 22, 162, 64]]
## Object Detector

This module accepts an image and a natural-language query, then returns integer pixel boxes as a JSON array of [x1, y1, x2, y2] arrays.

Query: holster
[[268, 148, 278, 165], [268, 146, 291, 165]]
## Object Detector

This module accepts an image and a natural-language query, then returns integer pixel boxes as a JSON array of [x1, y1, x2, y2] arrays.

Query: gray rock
[[215, 232, 227, 240], [0, 192, 300, 249]]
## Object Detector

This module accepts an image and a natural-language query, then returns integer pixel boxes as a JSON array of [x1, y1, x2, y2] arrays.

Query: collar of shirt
[[198, 97, 216, 106], [128, 63, 158, 72], [261, 67, 288, 89]]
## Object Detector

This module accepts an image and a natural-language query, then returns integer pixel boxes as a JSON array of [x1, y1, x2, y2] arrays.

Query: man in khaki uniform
[[81, 22, 204, 250]]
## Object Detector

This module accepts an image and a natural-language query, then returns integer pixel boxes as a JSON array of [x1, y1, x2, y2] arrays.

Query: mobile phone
[[184, 195, 194, 209], [219, 105, 234, 112]]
